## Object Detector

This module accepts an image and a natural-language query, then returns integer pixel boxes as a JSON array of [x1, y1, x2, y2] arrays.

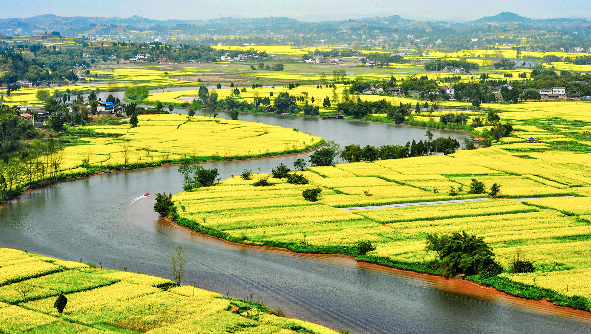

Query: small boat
[[144, 192, 150, 197]]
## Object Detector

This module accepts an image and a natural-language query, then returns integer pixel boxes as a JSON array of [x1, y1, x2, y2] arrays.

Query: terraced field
[[173, 104, 591, 303], [0, 249, 337, 333]]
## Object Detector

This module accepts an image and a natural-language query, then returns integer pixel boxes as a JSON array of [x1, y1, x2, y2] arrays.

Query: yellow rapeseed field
[[0, 249, 337, 333], [173, 101, 591, 301]]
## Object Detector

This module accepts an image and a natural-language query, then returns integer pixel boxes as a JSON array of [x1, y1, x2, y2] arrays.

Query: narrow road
[[342, 196, 575, 211]]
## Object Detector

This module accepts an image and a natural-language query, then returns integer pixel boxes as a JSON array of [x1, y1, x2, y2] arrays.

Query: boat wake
[[129, 193, 150, 206]]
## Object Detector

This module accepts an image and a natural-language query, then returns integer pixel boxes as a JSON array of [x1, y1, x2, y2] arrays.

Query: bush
[[241, 169, 252, 180], [469, 179, 486, 194], [356, 240, 376, 255], [448, 186, 458, 196], [154, 192, 174, 217], [302, 188, 322, 202], [426, 231, 503, 278], [309, 141, 339, 167], [54, 294, 68, 314], [293, 158, 307, 171], [178, 163, 219, 190], [511, 250, 535, 273], [489, 183, 501, 198], [253, 178, 272, 187], [286, 173, 309, 185], [271, 163, 290, 178]]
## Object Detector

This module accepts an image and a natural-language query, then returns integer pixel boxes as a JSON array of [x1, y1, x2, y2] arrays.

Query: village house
[[16, 80, 33, 88]]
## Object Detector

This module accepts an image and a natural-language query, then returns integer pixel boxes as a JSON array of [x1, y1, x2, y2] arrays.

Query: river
[[1, 113, 590, 333]]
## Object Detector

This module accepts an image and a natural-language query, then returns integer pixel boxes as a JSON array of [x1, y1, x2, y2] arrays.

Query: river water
[[1, 114, 590, 333]]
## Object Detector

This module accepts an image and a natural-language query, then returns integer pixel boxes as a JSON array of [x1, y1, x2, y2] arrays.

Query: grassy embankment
[[2, 113, 323, 200], [171, 101, 591, 311], [0, 248, 337, 333]]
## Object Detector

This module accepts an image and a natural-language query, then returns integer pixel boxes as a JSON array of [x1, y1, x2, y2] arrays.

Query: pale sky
[[2, 0, 590, 22]]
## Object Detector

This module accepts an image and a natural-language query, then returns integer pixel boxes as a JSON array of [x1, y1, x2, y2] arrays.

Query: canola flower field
[[2, 114, 323, 195], [0, 248, 336, 333], [172, 102, 591, 306]]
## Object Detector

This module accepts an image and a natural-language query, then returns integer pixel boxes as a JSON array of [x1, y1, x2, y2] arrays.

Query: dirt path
[[342, 196, 575, 211]]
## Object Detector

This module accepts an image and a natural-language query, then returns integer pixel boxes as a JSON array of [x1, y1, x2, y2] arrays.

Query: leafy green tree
[[241, 169, 252, 180], [302, 188, 322, 202], [274, 92, 299, 114], [227, 109, 239, 120], [293, 158, 307, 171], [36, 89, 50, 102], [322, 96, 331, 108], [178, 162, 219, 190], [124, 85, 149, 102], [426, 231, 503, 278], [361, 145, 379, 162], [130, 112, 139, 128], [154, 192, 174, 217], [302, 102, 319, 116], [271, 163, 290, 178], [125, 103, 136, 116], [54, 294, 68, 314], [356, 240, 376, 255], [521, 89, 541, 101], [198, 86, 209, 101], [286, 173, 308, 184], [340, 144, 363, 163], [469, 179, 485, 194], [309, 142, 339, 166], [489, 183, 501, 198]]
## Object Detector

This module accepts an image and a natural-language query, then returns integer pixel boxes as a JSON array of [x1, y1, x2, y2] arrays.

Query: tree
[[302, 102, 319, 116], [361, 145, 379, 162], [271, 163, 290, 178], [340, 144, 363, 163], [489, 183, 501, 198], [469, 179, 485, 194], [274, 92, 298, 114], [130, 112, 139, 128], [198, 86, 209, 101], [322, 96, 331, 108], [309, 141, 339, 166], [227, 109, 239, 120], [302, 188, 322, 202], [487, 110, 500, 123], [178, 162, 219, 190], [426, 231, 503, 278], [54, 293, 68, 314], [190, 99, 201, 113], [293, 158, 307, 171], [170, 245, 186, 286], [154, 192, 174, 217], [124, 86, 149, 102], [36, 89, 50, 102]]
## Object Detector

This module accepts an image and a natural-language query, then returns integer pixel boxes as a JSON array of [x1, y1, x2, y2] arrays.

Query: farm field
[[172, 102, 591, 305], [3, 114, 323, 194], [0, 248, 336, 333]]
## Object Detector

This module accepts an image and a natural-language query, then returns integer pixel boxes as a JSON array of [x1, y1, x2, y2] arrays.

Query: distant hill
[[0, 13, 588, 48], [474, 12, 531, 23]]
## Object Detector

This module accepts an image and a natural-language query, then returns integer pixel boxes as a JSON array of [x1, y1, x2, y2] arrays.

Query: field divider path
[[341, 196, 576, 211]]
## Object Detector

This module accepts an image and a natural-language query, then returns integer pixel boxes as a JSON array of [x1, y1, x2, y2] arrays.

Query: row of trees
[[340, 136, 461, 163]]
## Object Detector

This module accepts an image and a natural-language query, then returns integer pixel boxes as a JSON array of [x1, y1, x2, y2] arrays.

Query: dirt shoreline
[[159, 216, 591, 321]]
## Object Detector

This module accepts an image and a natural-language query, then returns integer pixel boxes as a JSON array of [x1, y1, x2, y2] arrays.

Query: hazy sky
[[2, 0, 590, 22]]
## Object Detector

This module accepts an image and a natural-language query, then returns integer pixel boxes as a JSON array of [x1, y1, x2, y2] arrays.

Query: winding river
[[2, 113, 591, 333]]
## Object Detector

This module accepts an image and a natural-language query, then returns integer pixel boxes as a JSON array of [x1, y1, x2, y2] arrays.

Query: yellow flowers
[[0, 249, 338, 333]]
